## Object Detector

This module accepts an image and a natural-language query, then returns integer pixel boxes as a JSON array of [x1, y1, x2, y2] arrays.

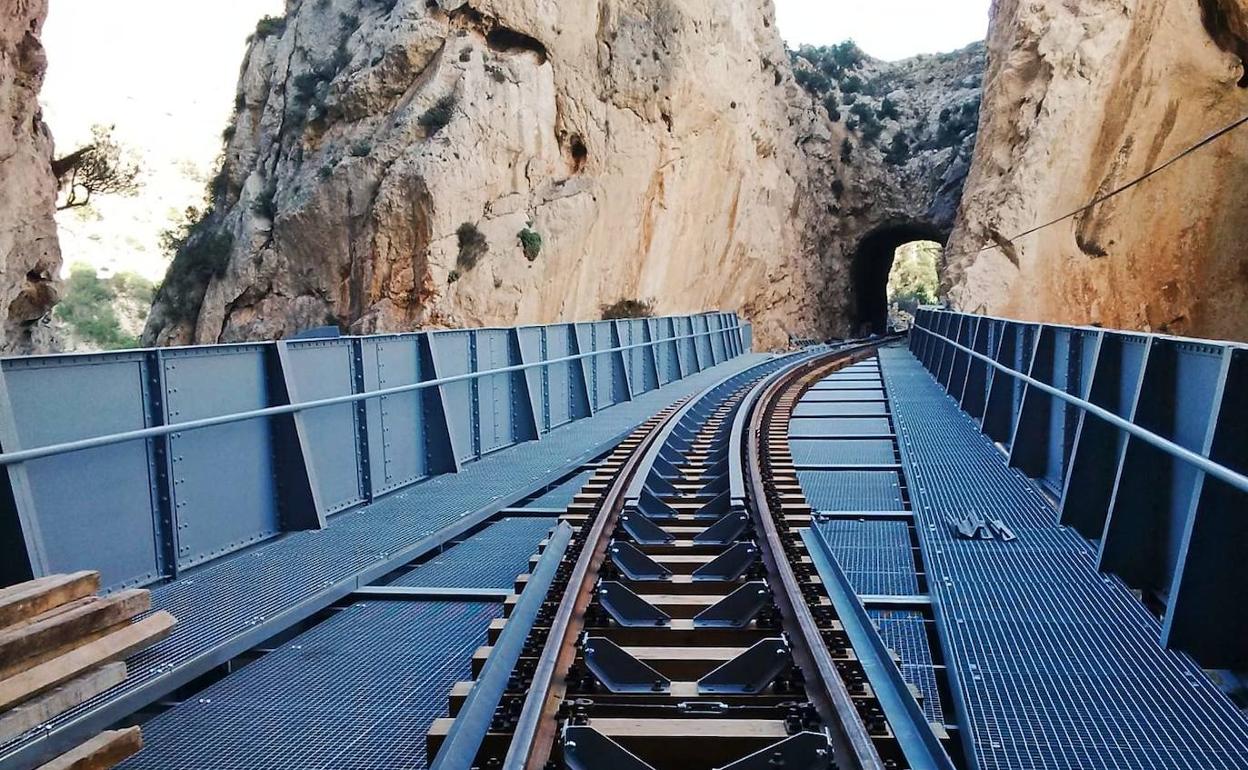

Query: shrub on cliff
[[253, 15, 286, 40], [601, 298, 655, 320], [419, 95, 458, 136], [153, 207, 235, 326], [518, 228, 542, 262], [456, 222, 488, 270]]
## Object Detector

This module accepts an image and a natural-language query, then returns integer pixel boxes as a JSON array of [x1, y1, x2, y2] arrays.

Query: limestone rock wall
[[143, 0, 984, 349], [945, 0, 1248, 340], [0, 0, 60, 353]]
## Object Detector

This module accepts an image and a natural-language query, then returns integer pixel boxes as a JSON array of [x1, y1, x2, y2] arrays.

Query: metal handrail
[[911, 322, 1248, 494], [0, 326, 735, 467]]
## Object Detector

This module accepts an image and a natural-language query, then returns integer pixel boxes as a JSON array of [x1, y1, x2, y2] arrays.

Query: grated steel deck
[[870, 609, 945, 724], [521, 470, 593, 509], [798, 470, 905, 511], [392, 517, 556, 589], [789, 438, 896, 465], [793, 358, 948, 741], [881, 345, 1248, 769], [1, 353, 770, 764], [815, 520, 918, 595], [120, 601, 499, 770]]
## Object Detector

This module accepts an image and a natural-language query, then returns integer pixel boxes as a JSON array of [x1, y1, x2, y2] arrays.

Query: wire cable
[[947, 112, 1248, 260]]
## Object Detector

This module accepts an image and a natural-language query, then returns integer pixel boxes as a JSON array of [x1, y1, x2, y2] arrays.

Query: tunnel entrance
[[850, 223, 944, 335]]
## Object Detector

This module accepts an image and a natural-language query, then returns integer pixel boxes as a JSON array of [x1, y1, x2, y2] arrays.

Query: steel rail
[[431, 521, 574, 770], [803, 526, 957, 770], [739, 341, 889, 770], [0, 326, 734, 467], [502, 402, 689, 770], [910, 324, 1248, 495]]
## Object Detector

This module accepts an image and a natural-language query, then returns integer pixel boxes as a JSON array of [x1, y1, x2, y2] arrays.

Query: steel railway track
[[428, 340, 956, 770]]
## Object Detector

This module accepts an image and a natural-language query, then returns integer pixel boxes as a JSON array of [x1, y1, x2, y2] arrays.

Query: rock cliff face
[[945, 0, 1248, 341], [143, 0, 984, 348], [0, 0, 60, 353]]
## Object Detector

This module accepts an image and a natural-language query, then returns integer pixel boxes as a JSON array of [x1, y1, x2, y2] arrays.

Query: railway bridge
[[0, 309, 1244, 770]]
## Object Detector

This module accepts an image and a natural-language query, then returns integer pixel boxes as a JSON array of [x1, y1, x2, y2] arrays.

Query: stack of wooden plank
[[0, 572, 176, 770]]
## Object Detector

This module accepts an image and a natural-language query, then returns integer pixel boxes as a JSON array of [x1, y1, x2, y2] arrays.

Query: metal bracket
[[698, 637, 792, 695], [599, 581, 671, 627], [716, 731, 834, 770], [692, 489, 732, 519], [610, 541, 673, 581], [692, 542, 759, 582], [621, 511, 675, 545], [693, 581, 770, 628], [694, 511, 751, 545], [698, 472, 729, 496], [584, 636, 671, 693], [637, 487, 677, 519], [563, 725, 657, 770]]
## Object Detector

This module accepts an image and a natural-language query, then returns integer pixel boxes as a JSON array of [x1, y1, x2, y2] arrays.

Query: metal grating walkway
[[520, 470, 593, 509], [2, 353, 770, 762], [121, 601, 499, 770], [815, 520, 918, 595], [392, 517, 556, 589], [881, 345, 1248, 769], [798, 470, 905, 511], [870, 609, 945, 723]]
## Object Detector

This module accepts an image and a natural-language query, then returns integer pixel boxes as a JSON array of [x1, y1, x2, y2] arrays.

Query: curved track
[[427, 340, 960, 770]]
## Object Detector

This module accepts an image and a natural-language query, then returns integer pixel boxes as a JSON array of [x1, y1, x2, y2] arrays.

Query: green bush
[[254, 15, 286, 40], [349, 141, 372, 157], [456, 222, 488, 270], [517, 228, 542, 261], [884, 132, 911, 166], [419, 95, 457, 135], [54, 264, 154, 350], [153, 207, 236, 327], [793, 68, 831, 95], [601, 298, 655, 320], [879, 97, 900, 121], [840, 138, 854, 163], [292, 72, 323, 106]]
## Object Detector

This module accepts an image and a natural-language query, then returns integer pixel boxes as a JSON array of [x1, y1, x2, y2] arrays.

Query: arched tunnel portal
[[850, 220, 947, 336]]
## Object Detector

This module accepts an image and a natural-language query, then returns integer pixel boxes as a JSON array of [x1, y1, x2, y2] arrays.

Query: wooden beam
[[35, 727, 143, 770], [0, 590, 150, 671], [0, 663, 127, 744], [0, 573, 100, 630], [0, 611, 175, 710]]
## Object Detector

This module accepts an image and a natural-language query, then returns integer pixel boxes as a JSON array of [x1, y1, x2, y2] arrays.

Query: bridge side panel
[[282, 339, 367, 516], [1099, 338, 1224, 595], [429, 331, 476, 463], [359, 335, 428, 496], [475, 329, 516, 455], [1162, 347, 1248, 668], [0, 354, 160, 590], [1059, 332, 1149, 538], [163, 345, 287, 572]]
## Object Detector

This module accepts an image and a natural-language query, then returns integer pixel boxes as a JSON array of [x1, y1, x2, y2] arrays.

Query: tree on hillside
[[54, 263, 155, 350], [53, 125, 142, 210], [887, 241, 940, 309]]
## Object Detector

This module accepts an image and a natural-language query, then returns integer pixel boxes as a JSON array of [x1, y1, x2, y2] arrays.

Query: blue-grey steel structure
[[0, 312, 744, 591], [893, 317, 1248, 769], [0, 312, 755, 770], [909, 308, 1247, 671]]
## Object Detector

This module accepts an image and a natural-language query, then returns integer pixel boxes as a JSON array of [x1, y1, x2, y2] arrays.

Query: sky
[[41, 0, 283, 279], [775, 0, 991, 61], [38, 0, 989, 280]]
